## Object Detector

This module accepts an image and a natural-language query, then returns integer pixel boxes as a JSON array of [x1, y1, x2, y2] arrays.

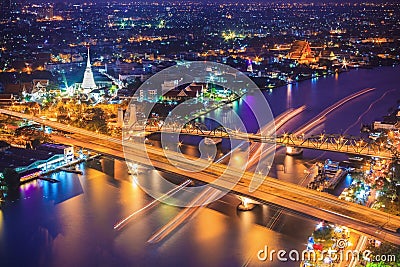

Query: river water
[[0, 66, 399, 267]]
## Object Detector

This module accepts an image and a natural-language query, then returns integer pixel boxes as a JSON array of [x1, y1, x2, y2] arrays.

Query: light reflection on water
[[0, 66, 399, 266], [0, 158, 313, 267]]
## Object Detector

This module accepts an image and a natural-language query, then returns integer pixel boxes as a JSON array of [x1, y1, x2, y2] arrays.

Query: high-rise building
[[81, 47, 97, 93]]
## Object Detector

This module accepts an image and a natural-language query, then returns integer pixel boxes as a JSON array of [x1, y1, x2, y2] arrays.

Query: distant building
[[0, 143, 74, 180], [136, 89, 158, 102], [32, 79, 49, 93], [117, 108, 124, 127], [361, 38, 393, 44], [105, 59, 153, 82], [286, 40, 316, 64], [373, 121, 396, 130], [318, 50, 337, 61], [162, 83, 204, 101], [111, 58, 136, 73], [161, 80, 179, 94], [246, 59, 253, 73], [123, 104, 137, 126], [4, 84, 23, 94], [0, 94, 14, 106], [71, 54, 84, 62], [80, 47, 97, 94]]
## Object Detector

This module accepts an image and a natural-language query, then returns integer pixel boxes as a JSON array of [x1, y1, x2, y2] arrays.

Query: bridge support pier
[[286, 146, 303, 156], [237, 196, 256, 211]]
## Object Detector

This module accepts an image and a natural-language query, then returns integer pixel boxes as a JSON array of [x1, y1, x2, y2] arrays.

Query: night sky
[[24, 0, 400, 4]]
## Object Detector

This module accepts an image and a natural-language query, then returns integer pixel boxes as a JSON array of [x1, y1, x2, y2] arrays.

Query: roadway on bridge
[[57, 132, 400, 245], [1, 108, 399, 245]]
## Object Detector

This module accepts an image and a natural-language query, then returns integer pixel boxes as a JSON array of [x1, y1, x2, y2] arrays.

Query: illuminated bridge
[[128, 121, 394, 159], [1, 109, 399, 245]]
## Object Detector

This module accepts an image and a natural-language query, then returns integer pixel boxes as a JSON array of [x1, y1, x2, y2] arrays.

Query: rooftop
[[0, 143, 70, 173]]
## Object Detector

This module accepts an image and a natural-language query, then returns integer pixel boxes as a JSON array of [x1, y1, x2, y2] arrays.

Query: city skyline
[[0, 1, 399, 266], [13, 0, 400, 4]]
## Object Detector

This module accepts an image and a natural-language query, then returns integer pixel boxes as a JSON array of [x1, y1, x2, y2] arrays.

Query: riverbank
[[255, 67, 348, 91], [255, 62, 399, 92]]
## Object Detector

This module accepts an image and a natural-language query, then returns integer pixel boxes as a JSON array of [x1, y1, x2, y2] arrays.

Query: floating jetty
[[325, 168, 347, 190], [323, 159, 348, 190], [20, 153, 101, 184], [307, 159, 348, 191]]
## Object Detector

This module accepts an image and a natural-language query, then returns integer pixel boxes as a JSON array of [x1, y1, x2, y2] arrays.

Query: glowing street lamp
[[222, 30, 236, 41], [342, 58, 348, 70]]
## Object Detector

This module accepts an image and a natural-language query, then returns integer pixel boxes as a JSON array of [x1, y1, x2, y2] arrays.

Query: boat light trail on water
[[343, 88, 397, 135], [294, 87, 375, 136], [216, 106, 306, 165], [250, 87, 376, 167], [113, 179, 192, 230], [120, 89, 377, 241], [246, 105, 306, 168], [116, 104, 307, 237], [252, 87, 377, 229], [147, 187, 223, 244]]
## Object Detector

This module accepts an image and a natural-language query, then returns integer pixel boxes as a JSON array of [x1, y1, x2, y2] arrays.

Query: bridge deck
[[2, 108, 399, 245]]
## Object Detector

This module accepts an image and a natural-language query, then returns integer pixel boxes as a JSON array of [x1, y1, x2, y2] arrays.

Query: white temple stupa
[[81, 46, 97, 94]]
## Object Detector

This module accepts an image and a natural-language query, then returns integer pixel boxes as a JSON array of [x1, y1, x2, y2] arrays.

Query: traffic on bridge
[[1, 108, 399, 245]]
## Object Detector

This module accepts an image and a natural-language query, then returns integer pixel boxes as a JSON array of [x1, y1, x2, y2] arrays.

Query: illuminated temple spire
[[81, 46, 97, 93]]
